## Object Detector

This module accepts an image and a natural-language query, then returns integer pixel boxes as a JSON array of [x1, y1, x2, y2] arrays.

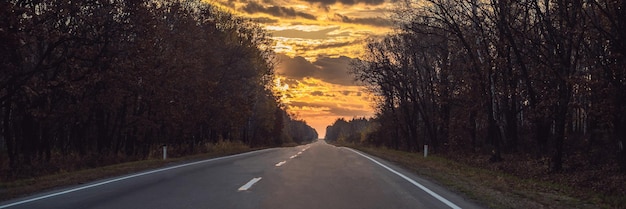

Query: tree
[[350, 0, 625, 173], [0, 0, 314, 178]]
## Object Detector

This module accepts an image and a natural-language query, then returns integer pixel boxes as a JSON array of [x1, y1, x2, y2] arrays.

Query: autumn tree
[[351, 0, 626, 173], [0, 0, 314, 178]]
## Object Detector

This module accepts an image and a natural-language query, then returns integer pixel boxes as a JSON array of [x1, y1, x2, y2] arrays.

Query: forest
[[0, 0, 317, 179], [328, 0, 625, 179]]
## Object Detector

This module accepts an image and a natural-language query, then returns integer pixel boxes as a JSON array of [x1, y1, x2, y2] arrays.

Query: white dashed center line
[[275, 161, 286, 167], [238, 177, 262, 191]]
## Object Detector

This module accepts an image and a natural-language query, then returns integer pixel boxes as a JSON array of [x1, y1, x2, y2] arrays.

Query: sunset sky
[[210, 0, 396, 137]]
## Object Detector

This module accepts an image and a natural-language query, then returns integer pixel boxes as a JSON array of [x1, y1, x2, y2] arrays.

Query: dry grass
[[347, 145, 613, 209], [0, 140, 258, 202]]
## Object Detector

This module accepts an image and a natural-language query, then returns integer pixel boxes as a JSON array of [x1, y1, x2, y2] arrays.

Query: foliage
[[0, 0, 315, 179], [330, 1, 626, 203], [348, 0, 626, 173], [325, 117, 376, 144]]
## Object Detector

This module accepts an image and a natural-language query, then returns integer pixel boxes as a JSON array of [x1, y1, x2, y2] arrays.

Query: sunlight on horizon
[[209, 0, 393, 136]]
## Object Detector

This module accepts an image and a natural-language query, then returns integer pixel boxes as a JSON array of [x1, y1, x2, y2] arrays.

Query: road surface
[[0, 140, 484, 209]]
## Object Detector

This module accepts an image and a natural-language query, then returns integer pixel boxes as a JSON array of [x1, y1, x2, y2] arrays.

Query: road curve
[[0, 140, 484, 209]]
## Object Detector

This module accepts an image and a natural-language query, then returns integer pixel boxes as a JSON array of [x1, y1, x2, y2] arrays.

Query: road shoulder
[[342, 145, 601, 209]]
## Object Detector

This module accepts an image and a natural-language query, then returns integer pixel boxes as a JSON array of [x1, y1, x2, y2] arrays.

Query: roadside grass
[[0, 140, 261, 202], [343, 144, 615, 209]]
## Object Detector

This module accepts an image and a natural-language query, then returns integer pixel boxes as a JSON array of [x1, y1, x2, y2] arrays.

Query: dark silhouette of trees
[[0, 0, 316, 178], [348, 0, 626, 173], [325, 117, 373, 144]]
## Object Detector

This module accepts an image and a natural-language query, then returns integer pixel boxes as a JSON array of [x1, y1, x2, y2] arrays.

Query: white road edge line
[[275, 161, 286, 167], [0, 148, 277, 209], [345, 148, 462, 209], [238, 177, 262, 191]]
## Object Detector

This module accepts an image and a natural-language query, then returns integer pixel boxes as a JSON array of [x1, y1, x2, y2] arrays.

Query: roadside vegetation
[[328, 0, 626, 208], [0, 0, 317, 194], [0, 140, 255, 201], [341, 143, 615, 209]]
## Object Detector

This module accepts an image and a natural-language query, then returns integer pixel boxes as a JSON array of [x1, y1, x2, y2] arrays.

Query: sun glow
[[212, 0, 392, 135], [273, 76, 291, 104], [273, 76, 374, 136]]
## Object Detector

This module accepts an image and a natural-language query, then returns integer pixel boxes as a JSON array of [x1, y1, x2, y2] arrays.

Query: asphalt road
[[0, 140, 484, 209]]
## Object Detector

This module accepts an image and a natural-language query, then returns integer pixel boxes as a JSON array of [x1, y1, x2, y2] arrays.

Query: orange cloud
[[209, 0, 392, 137], [275, 76, 375, 136]]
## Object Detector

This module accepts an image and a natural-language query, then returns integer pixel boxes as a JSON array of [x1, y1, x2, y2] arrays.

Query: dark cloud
[[303, 0, 385, 6], [289, 101, 369, 117], [309, 91, 337, 97], [282, 40, 360, 58], [311, 40, 360, 50], [333, 14, 393, 27], [312, 56, 355, 85], [221, 0, 237, 8], [290, 101, 326, 108], [251, 17, 279, 24], [311, 91, 325, 96], [300, 77, 324, 86], [276, 54, 318, 78], [329, 107, 372, 116], [276, 54, 356, 86], [272, 26, 340, 39], [242, 2, 317, 20], [337, 90, 364, 97]]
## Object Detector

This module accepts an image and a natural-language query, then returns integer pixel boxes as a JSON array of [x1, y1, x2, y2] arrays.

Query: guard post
[[162, 144, 167, 160]]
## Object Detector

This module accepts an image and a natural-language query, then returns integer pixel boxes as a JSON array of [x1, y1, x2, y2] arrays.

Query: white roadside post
[[162, 144, 167, 160], [424, 145, 428, 158]]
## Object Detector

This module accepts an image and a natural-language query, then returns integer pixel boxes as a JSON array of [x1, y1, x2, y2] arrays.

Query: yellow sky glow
[[210, 0, 393, 137], [275, 77, 375, 135]]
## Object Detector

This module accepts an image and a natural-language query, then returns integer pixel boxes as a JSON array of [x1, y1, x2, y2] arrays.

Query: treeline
[[325, 118, 374, 144], [283, 117, 319, 144], [346, 0, 626, 172], [0, 0, 316, 177]]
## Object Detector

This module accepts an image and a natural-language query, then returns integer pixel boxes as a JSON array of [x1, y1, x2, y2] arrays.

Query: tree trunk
[[505, 92, 518, 152], [617, 117, 626, 172], [616, 94, 626, 172], [551, 81, 571, 172], [487, 67, 503, 162], [488, 115, 503, 162], [3, 101, 17, 169], [470, 111, 477, 151]]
